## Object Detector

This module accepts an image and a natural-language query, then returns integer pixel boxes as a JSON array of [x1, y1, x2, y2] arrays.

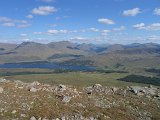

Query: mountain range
[[0, 41, 160, 72]]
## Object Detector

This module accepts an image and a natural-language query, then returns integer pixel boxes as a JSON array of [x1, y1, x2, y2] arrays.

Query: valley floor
[[0, 69, 154, 87]]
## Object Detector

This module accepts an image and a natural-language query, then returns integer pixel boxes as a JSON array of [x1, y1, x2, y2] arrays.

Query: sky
[[0, 0, 160, 44]]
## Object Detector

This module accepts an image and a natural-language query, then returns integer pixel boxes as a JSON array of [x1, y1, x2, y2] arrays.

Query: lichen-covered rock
[[0, 87, 4, 93], [0, 78, 9, 83], [30, 116, 37, 120], [29, 87, 38, 92], [11, 110, 17, 114], [58, 84, 66, 92], [129, 86, 146, 94], [112, 87, 119, 93], [129, 86, 159, 96], [62, 96, 72, 103]]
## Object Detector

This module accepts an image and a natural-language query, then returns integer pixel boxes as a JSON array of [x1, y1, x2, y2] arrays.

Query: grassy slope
[[85, 52, 160, 75]]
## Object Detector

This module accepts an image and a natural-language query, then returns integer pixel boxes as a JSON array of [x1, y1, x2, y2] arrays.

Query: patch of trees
[[0, 69, 74, 76], [114, 63, 124, 69], [145, 68, 160, 75], [118, 75, 160, 86], [0, 48, 5, 51], [60, 59, 94, 66], [96, 69, 128, 73], [48, 54, 83, 59]]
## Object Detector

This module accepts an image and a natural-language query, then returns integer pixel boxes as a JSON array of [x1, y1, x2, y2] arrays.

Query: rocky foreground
[[0, 78, 160, 120]]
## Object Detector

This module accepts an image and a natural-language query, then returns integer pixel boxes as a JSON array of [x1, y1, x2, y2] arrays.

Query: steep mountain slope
[[0, 42, 60, 63], [0, 43, 17, 54], [12, 42, 61, 59], [47, 41, 88, 55], [100, 44, 124, 53], [0, 41, 89, 63]]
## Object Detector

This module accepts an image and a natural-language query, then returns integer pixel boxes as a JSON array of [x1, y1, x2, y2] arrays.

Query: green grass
[[4, 72, 149, 87]]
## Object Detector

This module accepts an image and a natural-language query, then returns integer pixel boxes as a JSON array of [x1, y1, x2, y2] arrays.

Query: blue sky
[[0, 0, 160, 44]]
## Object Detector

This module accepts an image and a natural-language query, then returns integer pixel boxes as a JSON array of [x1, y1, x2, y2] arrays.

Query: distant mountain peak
[[14, 42, 42, 49], [21, 41, 41, 45]]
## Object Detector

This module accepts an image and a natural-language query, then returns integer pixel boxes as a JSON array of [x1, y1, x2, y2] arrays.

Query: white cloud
[[89, 28, 99, 32], [0, 17, 11, 22], [26, 14, 33, 19], [102, 30, 110, 33], [69, 37, 107, 44], [113, 26, 126, 31], [133, 23, 160, 31], [2, 22, 15, 27], [70, 30, 78, 33], [0, 16, 31, 28], [31, 6, 57, 15], [20, 34, 28, 37], [147, 35, 160, 41], [70, 37, 87, 40], [123, 8, 141, 16], [59, 30, 68, 34], [146, 23, 160, 31], [98, 18, 115, 25], [101, 30, 110, 36], [154, 8, 160, 16], [17, 24, 31, 28], [33, 29, 69, 35], [22, 38, 30, 41], [14, 20, 28, 24], [47, 29, 68, 35], [47, 30, 59, 34], [33, 32, 43, 35], [0, 16, 28, 24], [133, 23, 145, 30]]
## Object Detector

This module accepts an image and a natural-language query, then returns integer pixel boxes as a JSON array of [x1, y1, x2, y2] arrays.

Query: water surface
[[0, 62, 95, 71]]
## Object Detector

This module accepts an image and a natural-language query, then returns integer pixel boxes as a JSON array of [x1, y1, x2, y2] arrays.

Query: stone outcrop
[[0, 78, 159, 120]]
